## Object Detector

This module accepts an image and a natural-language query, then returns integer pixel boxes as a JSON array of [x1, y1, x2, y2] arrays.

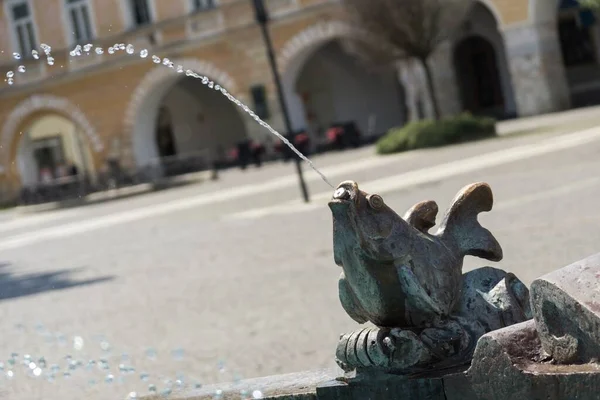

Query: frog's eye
[[367, 194, 384, 210]]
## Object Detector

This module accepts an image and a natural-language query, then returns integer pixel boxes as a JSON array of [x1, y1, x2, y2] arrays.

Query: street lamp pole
[[252, 0, 310, 203]]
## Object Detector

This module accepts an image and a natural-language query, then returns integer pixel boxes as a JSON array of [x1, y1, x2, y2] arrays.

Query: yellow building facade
[[0, 0, 595, 199]]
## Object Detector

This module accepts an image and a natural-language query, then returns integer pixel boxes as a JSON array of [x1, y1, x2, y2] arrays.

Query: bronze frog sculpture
[[329, 181, 532, 374]]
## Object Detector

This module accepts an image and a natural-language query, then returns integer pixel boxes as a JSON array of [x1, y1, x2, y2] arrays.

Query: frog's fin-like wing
[[403, 200, 438, 233]]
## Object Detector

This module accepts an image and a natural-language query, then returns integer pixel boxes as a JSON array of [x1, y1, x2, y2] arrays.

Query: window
[[7, 0, 37, 56], [65, 0, 94, 43], [191, 0, 216, 11], [129, 0, 153, 26]]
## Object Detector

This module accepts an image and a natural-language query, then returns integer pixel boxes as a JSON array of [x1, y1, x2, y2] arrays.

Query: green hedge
[[376, 113, 497, 155]]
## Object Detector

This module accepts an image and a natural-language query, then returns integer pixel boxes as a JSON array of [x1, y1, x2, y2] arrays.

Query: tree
[[341, 0, 473, 120], [580, 0, 600, 9]]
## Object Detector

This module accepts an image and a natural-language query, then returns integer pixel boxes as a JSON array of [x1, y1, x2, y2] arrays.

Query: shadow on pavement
[[0, 263, 115, 301]]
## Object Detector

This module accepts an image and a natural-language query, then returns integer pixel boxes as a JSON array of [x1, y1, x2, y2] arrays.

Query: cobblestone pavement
[[0, 125, 600, 399]]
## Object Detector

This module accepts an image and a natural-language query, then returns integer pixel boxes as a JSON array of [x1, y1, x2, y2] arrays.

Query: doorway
[[454, 35, 505, 116]]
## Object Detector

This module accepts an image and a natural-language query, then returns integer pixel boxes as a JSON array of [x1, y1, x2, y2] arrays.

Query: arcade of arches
[[401, 0, 600, 120], [3, 0, 600, 196]]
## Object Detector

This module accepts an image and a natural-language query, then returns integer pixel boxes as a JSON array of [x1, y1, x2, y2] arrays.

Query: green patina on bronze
[[328, 181, 532, 374]]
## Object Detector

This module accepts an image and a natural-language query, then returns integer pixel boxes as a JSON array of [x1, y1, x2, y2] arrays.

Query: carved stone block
[[529, 252, 600, 364]]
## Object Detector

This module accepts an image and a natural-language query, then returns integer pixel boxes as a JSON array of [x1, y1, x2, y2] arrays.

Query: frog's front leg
[[395, 264, 446, 322], [338, 272, 369, 324]]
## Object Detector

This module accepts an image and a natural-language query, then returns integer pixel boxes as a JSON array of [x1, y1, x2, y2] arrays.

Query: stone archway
[[277, 21, 354, 75], [0, 94, 102, 173], [123, 58, 241, 167], [123, 58, 243, 170], [454, 35, 505, 115], [452, 1, 517, 118], [277, 21, 404, 143]]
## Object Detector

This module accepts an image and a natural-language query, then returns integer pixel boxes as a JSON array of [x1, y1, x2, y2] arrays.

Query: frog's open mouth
[[328, 181, 359, 208]]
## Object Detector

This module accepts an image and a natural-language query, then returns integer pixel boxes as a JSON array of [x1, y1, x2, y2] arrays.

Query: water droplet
[[161, 388, 172, 396], [186, 69, 194, 76], [69, 360, 78, 370], [176, 65, 184, 73], [95, 47, 104, 54], [195, 382, 202, 389], [108, 47, 115, 54], [13, 52, 21, 60], [32, 50, 39, 59], [74, 336, 84, 350], [152, 55, 161, 64], [119, 43, 126, 50], [84, 44, 93, 52], [33, 367, 42, 377], [215, 84, 221, 91], [50, 364, 60, 372], [214, 389, 223, 399], [100, 341, 111, 351], [105, 374, 114, 383], [28, 362, 36, 370], [63, 371, 71, 378], [128, 392, 138, 400], [126, 44, 135, 54], [208, 81, 215, 89], [140, 372, 149, 381], [202, 76, 209, 84], [47, 56, 55, 65], [18, 65, 26, 73], [47, 372, 55, 382], [148, 384, 157, 392], [38, 357, 47, 368], [162, 57, 170, 65], [252, 390, 264, 399], [6, 370, 14, 378], [6, 71, 14, 78], [41, 43, 51, 53], [7, 77, 14, 85], [140, 49, 148, 58]]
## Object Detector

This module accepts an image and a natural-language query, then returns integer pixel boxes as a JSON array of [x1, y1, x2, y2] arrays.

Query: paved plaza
[[1, 118, 600, 399]]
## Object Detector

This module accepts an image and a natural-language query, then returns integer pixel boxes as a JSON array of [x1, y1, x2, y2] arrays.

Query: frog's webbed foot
[[339, 272, 369, 324], [335, 320, 473, 374]]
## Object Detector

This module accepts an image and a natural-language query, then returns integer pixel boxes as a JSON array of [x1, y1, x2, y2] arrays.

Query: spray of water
[[5, 43, 334, 189]]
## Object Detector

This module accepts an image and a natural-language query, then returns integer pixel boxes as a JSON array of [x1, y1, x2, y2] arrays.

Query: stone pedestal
[[502, 22, 571, 117], [457, 320, 600, 400], [530, 253, 600, 364]]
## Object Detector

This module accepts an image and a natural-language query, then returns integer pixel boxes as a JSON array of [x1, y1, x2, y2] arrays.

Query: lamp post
[[251, 0, 310, 203]]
